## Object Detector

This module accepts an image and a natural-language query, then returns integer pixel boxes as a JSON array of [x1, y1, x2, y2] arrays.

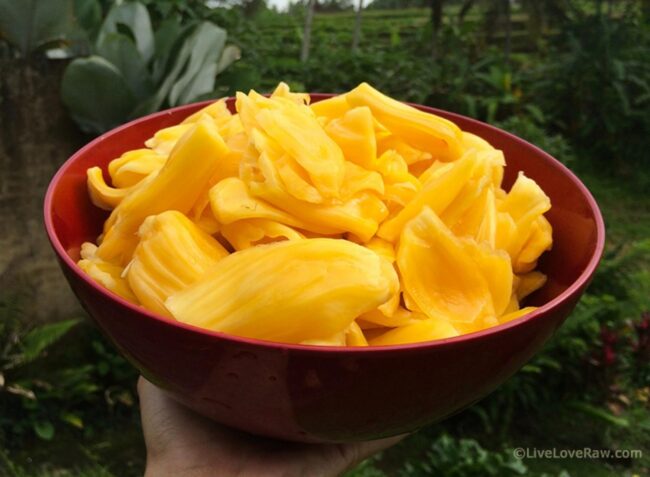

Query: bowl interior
[[47, 95, 604, 332]]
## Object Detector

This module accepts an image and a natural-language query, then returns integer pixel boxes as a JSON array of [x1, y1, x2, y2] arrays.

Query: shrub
[[530, 12, 650, 173], [61, 1, 240, 134]]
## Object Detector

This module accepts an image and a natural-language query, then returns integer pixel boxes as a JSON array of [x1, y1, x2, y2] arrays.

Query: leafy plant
[[61, 1, 241, 134], [0, 294, 140, 445], [0, 296, 80, 441], [531, 10, 650, 173], [139, 0, 212, 26], [398, 434, 527, 477], [0, 0, 76, 57], [495, 115, 576, 165]]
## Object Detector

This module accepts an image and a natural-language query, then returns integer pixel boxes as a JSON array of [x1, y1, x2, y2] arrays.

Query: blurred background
[[0, 0, 648, 475]]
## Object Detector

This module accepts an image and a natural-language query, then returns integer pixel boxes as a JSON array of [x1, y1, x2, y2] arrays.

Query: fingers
[[325, 434, 408, 476], [351, 433, 408, 463], [137, 376, 180, 459], [137, 376, 407, 477], [282, 433, 407, 477]]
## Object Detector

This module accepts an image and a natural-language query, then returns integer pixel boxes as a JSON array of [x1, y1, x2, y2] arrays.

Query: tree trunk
[[300, 0, 316, 63], [0, 58, 87, 323], [430, 0, 443, 61], [352, 0, 364, 53]]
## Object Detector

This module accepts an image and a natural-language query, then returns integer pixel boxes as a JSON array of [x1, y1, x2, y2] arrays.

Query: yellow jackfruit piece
[[145, 123, 194, 155], [341, 162, 385, 198], [249, 152, 388, 241], [369, 316, 459, 346], [461, 131, 495, 152], [209, 177, 312, 228], [274, 154, 326, 204], [108, 149, 166, 188], [514, 215, 553, 273], [516, 271, 547, 301], [166, 238, 399, 344], [220, 219, 305, 250], [376, 150, 419, 188], [346, 83, 464, 161], [194, 208, 221, 235], [365, 237, 395, 263], [439, 178, 490, 232], [126, 211, 228, 317], [325, 106, 377, 169], [271, 81, 311, 105], [499, 306, 537, 324], [255, 104, 346, 199], [346, 321, 369, 347], [499, 172, 552, 264], [397, 207, 507, 332], [301, 331, 347, 346], [475, 186, 498, 248], [96, 122, 226, 265], [463, 238, 513, 318], [377, 135, 432, 166], [417, 160, 452, 185], [78, 243, 137, 303], [310, 95, 351, 120], [358, 304, 414, 328], [181, 99, 231, 124], [378, 151, 475, 242], [86, 167, 133, 210]]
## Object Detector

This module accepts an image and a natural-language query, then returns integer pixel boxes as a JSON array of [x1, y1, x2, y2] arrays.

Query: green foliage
[[74, 0, 103, 36], [0, 297, 138, 445], [399, 434, 527, 477], [61, 1, 240, 134], [0, 448, 115, 477], [139, 0, 212, 26], [345, 434, 528, 476], [467, 238, 650, 435], [531, 11, 650, 172], [0, 0, 75, 57], [61, 56, 136, 133], [495, 115, 576, 165], [0, 297, 80, 442]]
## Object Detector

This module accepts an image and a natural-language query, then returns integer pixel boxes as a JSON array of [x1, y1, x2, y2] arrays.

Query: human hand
[[138, 377, 405, 477]]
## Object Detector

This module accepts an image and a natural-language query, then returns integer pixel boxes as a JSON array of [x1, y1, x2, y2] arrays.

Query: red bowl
[[44, 95, 605, 443]]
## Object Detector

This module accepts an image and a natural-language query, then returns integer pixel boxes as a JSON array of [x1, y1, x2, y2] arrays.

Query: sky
[[267, 0, 293, 10], [207, 0, 296, 11]]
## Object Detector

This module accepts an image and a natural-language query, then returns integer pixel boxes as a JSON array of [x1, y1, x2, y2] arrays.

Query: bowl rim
[[44, 94, 606, 354]]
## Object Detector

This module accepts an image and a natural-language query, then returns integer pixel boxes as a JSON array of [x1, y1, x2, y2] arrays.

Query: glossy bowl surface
[[44, 95, 605, 443]]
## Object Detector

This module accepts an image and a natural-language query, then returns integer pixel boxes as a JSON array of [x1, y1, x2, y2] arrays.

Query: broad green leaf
[[0, 0, 75, 57], [96, 1, 154, 62], [133, 22, 204, 115], [61, 56, 136, 134], [216, 44, 241, 75], [95, 32, 154, 100], [20, 319, 80, 364], [34, 420, 55, 440], [151, 17, 184, 84], [168, 22, 227, 106], [74, 0, 102, 38]]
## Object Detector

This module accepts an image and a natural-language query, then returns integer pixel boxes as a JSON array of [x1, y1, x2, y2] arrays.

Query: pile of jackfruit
[[78, 82, 552, 346]]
